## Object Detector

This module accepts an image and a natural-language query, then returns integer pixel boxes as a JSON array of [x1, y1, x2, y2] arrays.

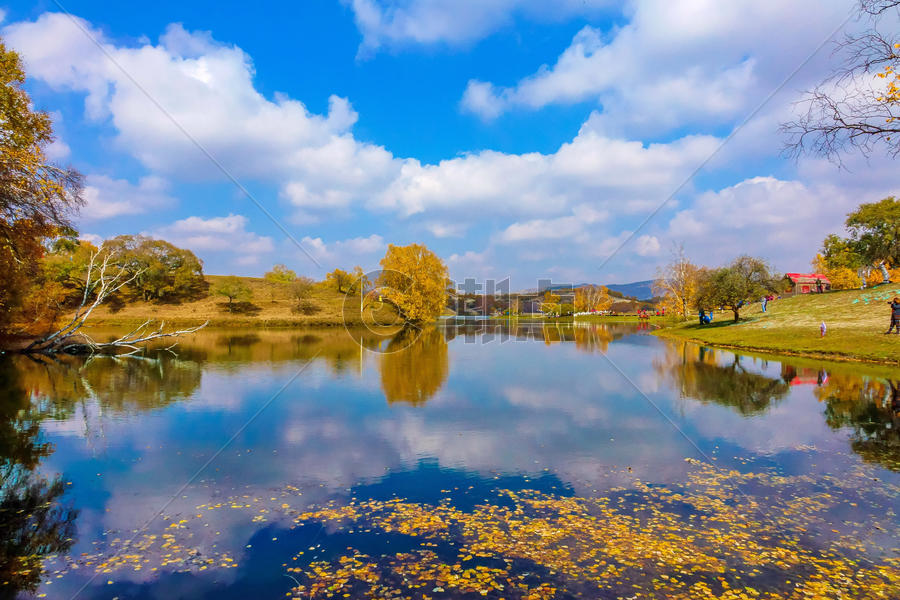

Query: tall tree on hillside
[[264, 264, 297, 283], [782, 1, 900, 161], [0, 41, 83, 332], [653, 244, 703, 318], [378, 244, 449, 324], [213, 276, 252, 311], [696, 256, 782, 322], [326, 268, 353, 293], [102, 235, 205, 301]]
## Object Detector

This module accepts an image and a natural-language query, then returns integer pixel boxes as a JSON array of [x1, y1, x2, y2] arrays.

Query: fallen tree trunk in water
[[19, 250, 207, 356]]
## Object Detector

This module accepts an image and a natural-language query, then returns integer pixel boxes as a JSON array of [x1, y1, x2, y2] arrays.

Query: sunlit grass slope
[[655, 284, 900, 364], [88, 275, 370, 328]]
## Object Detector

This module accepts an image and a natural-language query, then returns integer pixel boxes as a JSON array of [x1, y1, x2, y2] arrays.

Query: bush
[[295, 299, 320, 315]]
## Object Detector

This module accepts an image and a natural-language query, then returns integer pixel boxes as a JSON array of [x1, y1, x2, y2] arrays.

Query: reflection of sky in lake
[[6, 323, 899, 598]]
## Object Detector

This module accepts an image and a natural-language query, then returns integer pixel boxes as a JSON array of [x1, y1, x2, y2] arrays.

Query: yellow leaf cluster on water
[[33, 459, 899, 599], [286, 461, 899, 599]]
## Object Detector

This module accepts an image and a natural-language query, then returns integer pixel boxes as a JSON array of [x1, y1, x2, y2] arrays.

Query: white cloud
[[78, 233, 103, 246], [461, 0, 851, 133], [375, 124, 719, 217], [152, 214, 275, 256], [634, 234, 660, 256], [347, 0, 612, 54], [298, 234, 386, 268], [426, 222, 467, 238], [667, 177, 856, 269], [46, 137, 71, 160], [3, 15, 400, 223], [497, 215, 586, 244], [81, 175, 173, 220], [4, 12, 725, 246]]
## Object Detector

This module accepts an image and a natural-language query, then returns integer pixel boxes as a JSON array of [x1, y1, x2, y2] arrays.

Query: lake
[[2, 321, 898, 599]]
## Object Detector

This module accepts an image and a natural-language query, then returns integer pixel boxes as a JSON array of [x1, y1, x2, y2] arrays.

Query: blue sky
[[2, 0, 897, 287]]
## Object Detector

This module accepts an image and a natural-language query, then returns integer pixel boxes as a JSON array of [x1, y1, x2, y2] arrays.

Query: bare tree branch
[[22, 250, 207, 355], [782, 1, 900, 163]]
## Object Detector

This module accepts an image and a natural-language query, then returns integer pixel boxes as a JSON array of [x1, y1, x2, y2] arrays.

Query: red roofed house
[[784, 273, 831, 295]]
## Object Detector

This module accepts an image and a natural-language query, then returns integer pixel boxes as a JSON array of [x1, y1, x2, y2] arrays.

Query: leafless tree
[[23, 251, 206, 355], [782, 0, 900, 162]]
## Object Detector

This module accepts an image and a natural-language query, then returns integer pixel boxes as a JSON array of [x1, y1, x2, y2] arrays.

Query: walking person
[[885, 297, 900, 334]]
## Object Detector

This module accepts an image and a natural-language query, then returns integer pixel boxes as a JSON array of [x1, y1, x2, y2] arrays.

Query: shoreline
[[653, 324, 900, 367]]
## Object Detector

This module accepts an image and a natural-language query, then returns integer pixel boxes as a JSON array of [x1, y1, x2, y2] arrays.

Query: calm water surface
[[2, 322, 898, 599]]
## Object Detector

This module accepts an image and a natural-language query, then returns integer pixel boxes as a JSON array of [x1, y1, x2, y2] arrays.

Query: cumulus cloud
[[634, 234, 660, 257], [667, 176, 856, 269], [3, 15, 399, 223], [426, 222, 467, 238], [81, 175, 174, 220], [376, 124, 719, 218], [3, 13, 728, 243], [460, 0, 850, 133], [151, 214, 275, 260], [298, 234, 386, 268], [347, 0, 612, 54]]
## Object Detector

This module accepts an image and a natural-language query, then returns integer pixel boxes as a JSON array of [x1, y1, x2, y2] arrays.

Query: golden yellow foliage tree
[[574, 285, 613, 312], [326, 268, 353, 293], [0, 41, 83, 333], [653, 245, 701, 318], [812, 253, 862, 290], [378, 243, 449, 324]]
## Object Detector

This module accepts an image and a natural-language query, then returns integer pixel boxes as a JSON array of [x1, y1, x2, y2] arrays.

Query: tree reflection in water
[[656, 342, 790, 415], [0, 359, 78, 599], [815, 374, 900, 471], [380, 326, 449, 405]]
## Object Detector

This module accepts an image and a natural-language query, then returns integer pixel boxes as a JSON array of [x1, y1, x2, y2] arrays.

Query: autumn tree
[[540, 290, 561, 316], [653, 245, 702, 318], [348, 265, 370, 294], [378, 243, 449, 324], [575, 285, 613, 313], [213, 276, 252, 311], [812, 252, 866, 290], [326, 268, 353, 293], [102, 235, 205, 302], [0, 41, 83, 333], [696, 256, 782, 322], [782, 1, 900, 161], [291, 276, 318, 314], [41, 238, 101, 302], [821, 198, 900, 286], [264, 264, 298, 283]]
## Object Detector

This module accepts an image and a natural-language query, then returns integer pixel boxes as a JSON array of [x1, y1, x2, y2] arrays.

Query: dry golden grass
[[88, 275, 371, 328], [656, 284, 900, 364]]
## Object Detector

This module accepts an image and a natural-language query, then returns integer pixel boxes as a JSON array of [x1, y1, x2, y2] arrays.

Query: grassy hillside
[[87, 275, 372, 328], [655, 284, 900, 364]]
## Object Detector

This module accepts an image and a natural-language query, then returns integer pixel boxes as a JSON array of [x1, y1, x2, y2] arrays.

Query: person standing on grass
[[885, 297, 900, 334]]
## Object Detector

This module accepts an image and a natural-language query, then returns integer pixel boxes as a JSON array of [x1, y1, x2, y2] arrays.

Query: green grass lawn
[[655, 284, 900, 364]]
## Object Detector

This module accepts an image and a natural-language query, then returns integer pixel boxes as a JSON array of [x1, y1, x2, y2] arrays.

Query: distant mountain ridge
[[527, 280, 656, 301], [604, 280, 656, 301]]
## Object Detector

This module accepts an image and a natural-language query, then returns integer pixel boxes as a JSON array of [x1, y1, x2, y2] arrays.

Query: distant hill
[[525, 280, 657, 302], [604, 280, 655, 301]]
